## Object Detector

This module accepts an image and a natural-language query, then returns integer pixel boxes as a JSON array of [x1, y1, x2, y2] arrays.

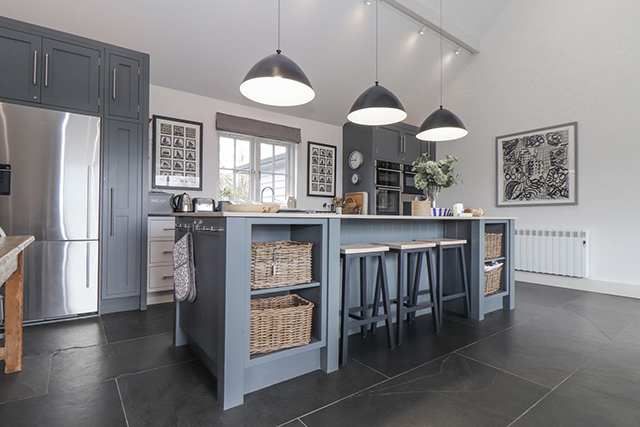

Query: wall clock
[[348, 150, 364, 170], [351, 173, 361, 185]]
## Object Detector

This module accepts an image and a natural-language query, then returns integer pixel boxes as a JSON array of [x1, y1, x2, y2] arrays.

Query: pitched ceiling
[[1, 0, 507, 126]]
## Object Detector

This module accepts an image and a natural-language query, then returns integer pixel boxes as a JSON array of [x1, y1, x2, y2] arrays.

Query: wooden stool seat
[[417, 238, 468, 246], [377, 241, 436, 250], [340, 244, 390, 255]]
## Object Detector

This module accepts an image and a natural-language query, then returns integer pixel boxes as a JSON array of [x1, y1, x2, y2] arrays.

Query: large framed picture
[[152, 115, 203, 190], [307, 141, 336, 198], [496, 122, 577, 206]]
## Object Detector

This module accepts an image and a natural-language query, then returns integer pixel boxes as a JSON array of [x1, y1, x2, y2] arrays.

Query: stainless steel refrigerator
[[0, 102, 100, 322]]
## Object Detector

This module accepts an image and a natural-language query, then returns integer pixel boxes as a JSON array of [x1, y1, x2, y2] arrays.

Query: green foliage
[[411, 154, 460, 191]]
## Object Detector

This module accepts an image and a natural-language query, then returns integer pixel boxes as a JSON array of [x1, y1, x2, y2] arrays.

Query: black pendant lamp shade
[[347, 82, 407, 126], [416, 106, 468, 141], [240, 49, 315, 107]]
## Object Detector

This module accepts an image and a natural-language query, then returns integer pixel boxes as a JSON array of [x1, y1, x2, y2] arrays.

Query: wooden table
[[0, 235, 34, 374]]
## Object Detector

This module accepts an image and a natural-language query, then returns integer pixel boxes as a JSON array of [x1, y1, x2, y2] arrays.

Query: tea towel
[[173, 231, 196, 302]]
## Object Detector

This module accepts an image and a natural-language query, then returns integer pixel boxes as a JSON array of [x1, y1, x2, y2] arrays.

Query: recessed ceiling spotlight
[[455, 47, 462, 55], [418, 25, 427, 35], [365, 1, 372, 5]]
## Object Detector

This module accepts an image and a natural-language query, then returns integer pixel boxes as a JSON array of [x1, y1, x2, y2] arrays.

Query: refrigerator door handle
[[86, 242, 91, 288], [86, 166, 92, 239], [110, 188, 115, 236]]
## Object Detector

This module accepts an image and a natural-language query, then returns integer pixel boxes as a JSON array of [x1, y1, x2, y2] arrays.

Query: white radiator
[[515, 229, 589, 278]]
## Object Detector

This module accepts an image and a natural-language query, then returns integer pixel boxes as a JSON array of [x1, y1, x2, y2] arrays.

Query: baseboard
[[515, 272, 640, 300], [147, 291, 174, 305]]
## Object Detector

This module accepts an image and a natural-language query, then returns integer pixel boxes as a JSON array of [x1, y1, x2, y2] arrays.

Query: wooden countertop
[[0, 236, 35, 285]]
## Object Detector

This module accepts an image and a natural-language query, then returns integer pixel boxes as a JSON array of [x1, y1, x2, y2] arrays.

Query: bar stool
[[416, 238, 471, 326], [340, 244, 395, 366], [376, 241, 440, 345]]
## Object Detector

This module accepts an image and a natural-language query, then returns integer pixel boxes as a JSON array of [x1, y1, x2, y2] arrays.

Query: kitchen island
[[173, 213, 515, 409]]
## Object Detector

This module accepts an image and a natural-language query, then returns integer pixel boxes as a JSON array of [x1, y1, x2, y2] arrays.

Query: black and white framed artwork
[[496, 122, 577, 206], [307, 141, 336, 197], [152, 115, 203, 190]]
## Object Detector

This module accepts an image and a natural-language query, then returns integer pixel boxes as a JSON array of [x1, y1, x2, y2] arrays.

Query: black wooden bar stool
[[340, 244, 395, 366], [416, 238, 471, 326], [376, 241, 440, 345]]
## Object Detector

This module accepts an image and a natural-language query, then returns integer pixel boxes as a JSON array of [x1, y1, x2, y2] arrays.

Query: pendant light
[[416, 0, 468, 142], [347, 0, 407, 126], [240, 0, 315, 107]]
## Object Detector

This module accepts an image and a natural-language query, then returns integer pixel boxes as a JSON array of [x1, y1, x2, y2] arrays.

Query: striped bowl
[[430, 208, 452, 217]]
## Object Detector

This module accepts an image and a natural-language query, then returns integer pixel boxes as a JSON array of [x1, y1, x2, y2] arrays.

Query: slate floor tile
[[22, 316, 106, 356], [118, 357, 386, 427], [0, 380, 127, 427], [302, 353, 549, 427], [514, 282, 586, 308], [458, 308, 613, 388], [564, 292, 640, 318], [0, 354, 51, 403], [101, 302, 174, 343], [48, 333, 194, 392], [444, 301, 551, 336], [347, 314, 487, 378], [281, 420, 306, 427]]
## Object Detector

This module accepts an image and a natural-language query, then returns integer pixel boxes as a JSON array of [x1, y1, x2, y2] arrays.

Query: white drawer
[[149, 218, 175, 239], [149, 241, 174, 264], [148, 265, 174, 291]]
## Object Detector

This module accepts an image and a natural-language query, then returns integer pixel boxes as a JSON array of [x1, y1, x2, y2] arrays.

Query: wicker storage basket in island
[[484, 233, 503, 259], [251, 240, 313, 289], [250, 294, 314, 355], [484, 266, 503, 296]]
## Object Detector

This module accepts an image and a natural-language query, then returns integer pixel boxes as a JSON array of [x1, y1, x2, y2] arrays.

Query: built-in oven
[[402, 164, 422, 195], [375, 186, 401, 216], [375, 160, 402, 188]]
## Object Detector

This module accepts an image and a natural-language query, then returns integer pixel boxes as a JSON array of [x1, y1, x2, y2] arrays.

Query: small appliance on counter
[[193, 198, 215, 212], [172, 193, 193, 212], [148, 191, 175, 215]]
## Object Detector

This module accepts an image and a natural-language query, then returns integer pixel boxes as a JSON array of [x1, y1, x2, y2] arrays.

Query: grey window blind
[[216, 113, 302, 144]]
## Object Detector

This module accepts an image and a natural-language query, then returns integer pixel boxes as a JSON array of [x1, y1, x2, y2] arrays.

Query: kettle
[[172, 193, 193, 212]]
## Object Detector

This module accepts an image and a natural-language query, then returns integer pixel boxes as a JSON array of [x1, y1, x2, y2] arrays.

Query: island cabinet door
[[0, 27, 42, 103], [40, 38, 101, 113], [101, 120, 142, 300]]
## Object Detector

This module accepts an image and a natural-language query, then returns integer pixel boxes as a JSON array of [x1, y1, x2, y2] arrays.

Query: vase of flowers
[[412, 154, 460, 208]]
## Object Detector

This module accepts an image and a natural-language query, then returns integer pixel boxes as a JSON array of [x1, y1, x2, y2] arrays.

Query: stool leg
[[426, 249, 440, 333], [360, 257, 368, 338], [340, 256, 350, 366], [407, 252, 414, 324], [396, 251, 405, 346], [410, 252, 424, 324], [378, 253, 395, 350], [438, 245, 444, 328], [370, 266, 382, 335], [459, 245, 471, 319]]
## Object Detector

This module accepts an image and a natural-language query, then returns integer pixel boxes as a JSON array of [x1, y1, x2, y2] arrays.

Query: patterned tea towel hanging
[[173, 231, 196, 302]]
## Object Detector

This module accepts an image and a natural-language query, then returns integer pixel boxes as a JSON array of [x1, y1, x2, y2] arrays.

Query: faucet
[[260, 186, 275, 203]]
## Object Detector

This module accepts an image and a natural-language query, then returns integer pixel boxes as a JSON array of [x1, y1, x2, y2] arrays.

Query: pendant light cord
[[439, 0, 443, 107], [375, 0, 379, 84], [277, 0, 281, 53]]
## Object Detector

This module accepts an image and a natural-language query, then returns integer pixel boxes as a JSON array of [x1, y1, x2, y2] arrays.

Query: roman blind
[[216, 113, 302, 144]]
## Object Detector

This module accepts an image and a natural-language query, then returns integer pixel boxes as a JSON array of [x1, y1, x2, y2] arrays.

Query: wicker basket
[[250, 294, 314, 355], [484, 233, 503, 259], [251, 241, 313, 290], [484, 266, 503, 296]]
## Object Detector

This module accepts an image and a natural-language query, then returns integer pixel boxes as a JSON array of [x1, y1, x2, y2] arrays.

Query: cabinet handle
[[162, 250, 173, 254], [162, 275, 174, 280], [44, 53, 49, 87], [110, 188, 115, 236], [33, 51, 38, 85], [163, 227, 175, 231], [113, 69, 117, 99]]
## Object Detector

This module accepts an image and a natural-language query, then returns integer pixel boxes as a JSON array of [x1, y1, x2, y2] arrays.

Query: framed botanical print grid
[[307, 141, 336, 197], [152, 115, 203, 190]]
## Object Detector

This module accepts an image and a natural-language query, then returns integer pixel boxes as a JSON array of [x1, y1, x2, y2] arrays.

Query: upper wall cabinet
[[41, 39, 100, 113], [0, 27, 42, 103], [374, 126, 401, 161], [107, 51, 141, 120]]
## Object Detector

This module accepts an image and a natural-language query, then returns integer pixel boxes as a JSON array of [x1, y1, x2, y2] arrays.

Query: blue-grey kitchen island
[[173, 213, 515, 409]]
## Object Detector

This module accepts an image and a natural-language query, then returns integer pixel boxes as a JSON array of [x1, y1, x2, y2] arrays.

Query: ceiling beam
[[383, 0, 480, 54]]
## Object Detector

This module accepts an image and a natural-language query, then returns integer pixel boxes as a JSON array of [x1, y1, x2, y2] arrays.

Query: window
[[218, 134, 295, 203]]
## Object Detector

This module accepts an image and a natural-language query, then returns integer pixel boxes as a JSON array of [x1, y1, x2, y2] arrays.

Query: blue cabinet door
[[107, 52, 140, 120], [0, 27, 42, 103]]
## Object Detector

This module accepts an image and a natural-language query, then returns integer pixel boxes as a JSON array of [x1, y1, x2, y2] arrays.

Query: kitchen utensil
[[193, 198, 215, 212], [344, 192, 368, 215], [172, 193, 193, 212]]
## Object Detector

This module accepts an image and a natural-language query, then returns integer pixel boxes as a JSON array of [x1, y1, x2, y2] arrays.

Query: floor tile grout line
[[349, 357, 391, 379], [505, 320, 638, 427], [454, 352, 552, 390], [45, 353, 54, 395], [298, 418, 310, 427], [115, 378, 131, 427]]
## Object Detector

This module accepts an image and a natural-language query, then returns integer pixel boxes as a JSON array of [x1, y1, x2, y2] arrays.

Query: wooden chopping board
[[343, 192, 368, 215]]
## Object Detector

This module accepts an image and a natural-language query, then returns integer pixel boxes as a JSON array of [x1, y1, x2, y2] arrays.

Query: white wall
[[150, 85, 343, 211], [438, 0, 640, 297]]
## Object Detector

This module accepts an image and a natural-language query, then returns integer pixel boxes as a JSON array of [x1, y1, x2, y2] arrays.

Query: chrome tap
[[260, 186, 275, 203]]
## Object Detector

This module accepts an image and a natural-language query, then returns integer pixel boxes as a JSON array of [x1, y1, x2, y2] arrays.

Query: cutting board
[[343, 192, 368, 215]]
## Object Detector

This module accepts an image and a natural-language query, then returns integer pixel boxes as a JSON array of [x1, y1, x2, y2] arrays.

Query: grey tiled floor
[[1, 283, 640, 426]]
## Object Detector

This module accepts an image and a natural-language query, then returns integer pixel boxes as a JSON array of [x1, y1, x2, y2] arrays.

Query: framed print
[[152, 115, 203, 190], [497, 122, 577, 206], [307, 141, 336, 197]]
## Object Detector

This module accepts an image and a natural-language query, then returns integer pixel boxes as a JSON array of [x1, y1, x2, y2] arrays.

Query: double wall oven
[[374, 161, 424, 215]]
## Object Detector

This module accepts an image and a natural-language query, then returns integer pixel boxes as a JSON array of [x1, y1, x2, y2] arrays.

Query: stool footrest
[[347, 315, 390, 328], [442, 292, 467, 302], [403, 302, 435, 313], [348, 314, 364, 321]]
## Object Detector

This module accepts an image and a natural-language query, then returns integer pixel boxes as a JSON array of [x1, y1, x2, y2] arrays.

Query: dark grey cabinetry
[[107, 51, 140, 120], [41, 39, 100, 113], [101, 120, 143, 305], [374, 126, 401, 161], [402, 131, 424, 163], [374, 124, 433, 164], [0, 27, 41, 102]]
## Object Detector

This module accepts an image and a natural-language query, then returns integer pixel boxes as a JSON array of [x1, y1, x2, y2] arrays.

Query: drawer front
[[149, 219, 175, 239], [148, 265, 174, 291], [149, 241, 173, 264]]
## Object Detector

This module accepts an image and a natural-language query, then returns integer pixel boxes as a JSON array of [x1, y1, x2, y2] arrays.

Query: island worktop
[[173, 214, 514, 410]]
